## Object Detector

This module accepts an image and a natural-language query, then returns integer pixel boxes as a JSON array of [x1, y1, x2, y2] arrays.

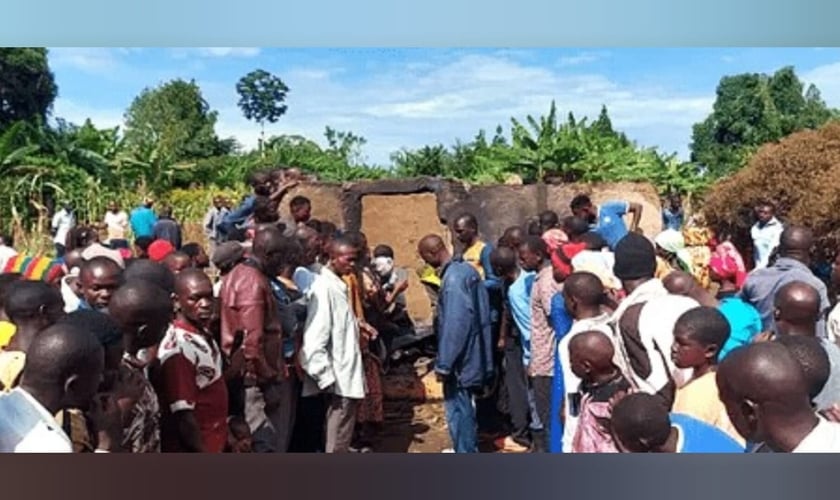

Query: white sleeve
[[299, 282, 336, 390]]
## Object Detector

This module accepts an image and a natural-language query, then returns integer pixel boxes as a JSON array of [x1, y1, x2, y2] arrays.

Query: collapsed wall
[[275, 177, 663, 326]]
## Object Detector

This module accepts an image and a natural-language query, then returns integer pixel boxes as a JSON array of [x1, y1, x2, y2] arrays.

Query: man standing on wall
[[130, 198, 157, 241], [570, 195, 643, 251]]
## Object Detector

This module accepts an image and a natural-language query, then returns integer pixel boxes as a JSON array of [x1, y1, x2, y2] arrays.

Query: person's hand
[[227, 348, 246, 378], [496, 335, 506, 352], [820, 404, 840, 422], [89, 393, 123, 452], [254, 358, 279, 383], [608, 389, 630, 412], [360, 321, 378, 341], [753, 331, 774, 343], [114, 366, 146, 424]]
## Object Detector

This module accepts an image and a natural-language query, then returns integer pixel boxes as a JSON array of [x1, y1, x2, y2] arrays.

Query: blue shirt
[[219, 195, 257, 237], [593, 200, 630, 250], [670, 413, 745, 453], [549, 292, 573, 453], [662, 207, 684, 231], [717, 295, 763, 361], [129, 207, 157, 239], [508, 270, 536, 365]]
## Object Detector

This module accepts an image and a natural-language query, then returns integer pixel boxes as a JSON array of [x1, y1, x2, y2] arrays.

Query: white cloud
[[51, 50, 716, 164], [803, 61, 840, 108], [721, 55, 736, 63], [48, 48, 121, 74], [51, 98, 124, 130], [170, 47, 261, 59], [558, 51, 606, 67]]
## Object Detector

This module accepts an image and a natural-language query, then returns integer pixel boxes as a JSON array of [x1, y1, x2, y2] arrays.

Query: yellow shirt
[[462, 241, 487, 279], [0, 321, 16, 349], [673, 371, 744, 445], [0, 350, 26, 392]]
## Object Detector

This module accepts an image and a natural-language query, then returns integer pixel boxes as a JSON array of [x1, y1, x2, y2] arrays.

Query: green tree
[[690, 66, 837, 178], [236, 69, 289, 150], [0, 48, 58, 131], [123, 79, 222, 165]]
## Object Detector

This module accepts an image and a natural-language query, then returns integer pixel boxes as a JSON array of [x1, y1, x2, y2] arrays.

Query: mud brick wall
[[275, 177, 662, 325]]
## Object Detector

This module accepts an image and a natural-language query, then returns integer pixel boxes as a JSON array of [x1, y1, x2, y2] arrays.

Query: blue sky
[[47, 48, 840, 165]]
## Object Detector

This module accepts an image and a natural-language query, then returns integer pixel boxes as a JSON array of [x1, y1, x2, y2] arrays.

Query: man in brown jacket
[[220, 226, 287, 452]]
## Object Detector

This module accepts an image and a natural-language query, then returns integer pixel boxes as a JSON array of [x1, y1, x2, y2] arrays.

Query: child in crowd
[[568, 330, 631, 453], [670, 307, 744, 445]]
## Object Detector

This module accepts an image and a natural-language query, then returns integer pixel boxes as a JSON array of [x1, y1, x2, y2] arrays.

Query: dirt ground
[[371, 356, 512, 453]]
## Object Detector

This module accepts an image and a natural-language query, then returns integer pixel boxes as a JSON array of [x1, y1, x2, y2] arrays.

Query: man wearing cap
[[148, 240, 175, 263], [608, 232, 671, 386], [130, 198, 157, 241]]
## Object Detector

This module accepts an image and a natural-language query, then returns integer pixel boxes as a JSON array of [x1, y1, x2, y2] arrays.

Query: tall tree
[[690, 66, 837, 178], [123, 79, 221, 165], [0, 48, 58, 131], [236, 69, 289, 151]]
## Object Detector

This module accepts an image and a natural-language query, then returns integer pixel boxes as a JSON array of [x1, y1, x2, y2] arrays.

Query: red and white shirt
[[157, 320, 228, 452]]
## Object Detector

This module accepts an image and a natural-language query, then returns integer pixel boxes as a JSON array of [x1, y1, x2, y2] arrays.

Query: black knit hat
[[613, 232, 657, 281]]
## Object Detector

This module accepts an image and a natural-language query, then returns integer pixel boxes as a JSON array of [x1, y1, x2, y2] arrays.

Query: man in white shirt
[[103, 201, 129, 250], [558, 271, 613, 452], [718, 341, 840, 452], [0, 322, 116, 452], [299, 236, 365, 453], [51, 202, 76, 258], [751, 202, 784, 270]]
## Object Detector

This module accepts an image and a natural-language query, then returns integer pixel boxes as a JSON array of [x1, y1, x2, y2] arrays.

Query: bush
[[703, 120, 840, 256]]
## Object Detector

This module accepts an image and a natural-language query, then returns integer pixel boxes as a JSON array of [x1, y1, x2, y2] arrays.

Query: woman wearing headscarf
[[709, 254, 762, 361]]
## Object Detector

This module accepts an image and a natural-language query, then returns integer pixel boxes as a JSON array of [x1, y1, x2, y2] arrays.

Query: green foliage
[[690, 66, 837, 179], [123, 79, 224, 166], [0, 48, 58, 131], [236, 69, 289, 146]]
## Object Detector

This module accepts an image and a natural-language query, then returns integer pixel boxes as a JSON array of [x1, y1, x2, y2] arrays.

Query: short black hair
[[248, 169, 271, 187], [775, 335, 830, 402], [610, 393, 671, 451], [570, 194, 592, 211], [373, 245, 394, 259], [305, 219, 323, 233], [580, 231, 609, 250], [319, 221, 338, 238], [124, 259, 176, 294], [455, 213, 478, 230], [58, 309, 123, 348], [674, 307, 731, 353], [564, 272, 605, 306], [80, 256, 123, 279], [0, 233, 14, 248], [290, 196, 311, 209], [160, 205, 174, 218], [563, 216, 590, 238], [490, 247, 518, 275], [5, 280, 63, 323], [538, 210, 559, 229], [0, 273, 23, 311], [181, 242, 204, 258], [135, 236, 154, 252], [520, 235, 548, 258]]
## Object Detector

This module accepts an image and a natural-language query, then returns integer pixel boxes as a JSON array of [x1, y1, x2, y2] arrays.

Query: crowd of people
[[1, 170, 839, 453]]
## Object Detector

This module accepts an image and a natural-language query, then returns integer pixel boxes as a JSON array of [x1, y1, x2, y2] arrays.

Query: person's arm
[[627, 202, 643, 231], [300, 283, 337, 390], [435, 271, 475, 378], [159, 353, 205, 452], [234, 282, 276, 381], [219, 196, 256, 236], [269, 180, 299, 202], [480, 244, 502, 291]]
